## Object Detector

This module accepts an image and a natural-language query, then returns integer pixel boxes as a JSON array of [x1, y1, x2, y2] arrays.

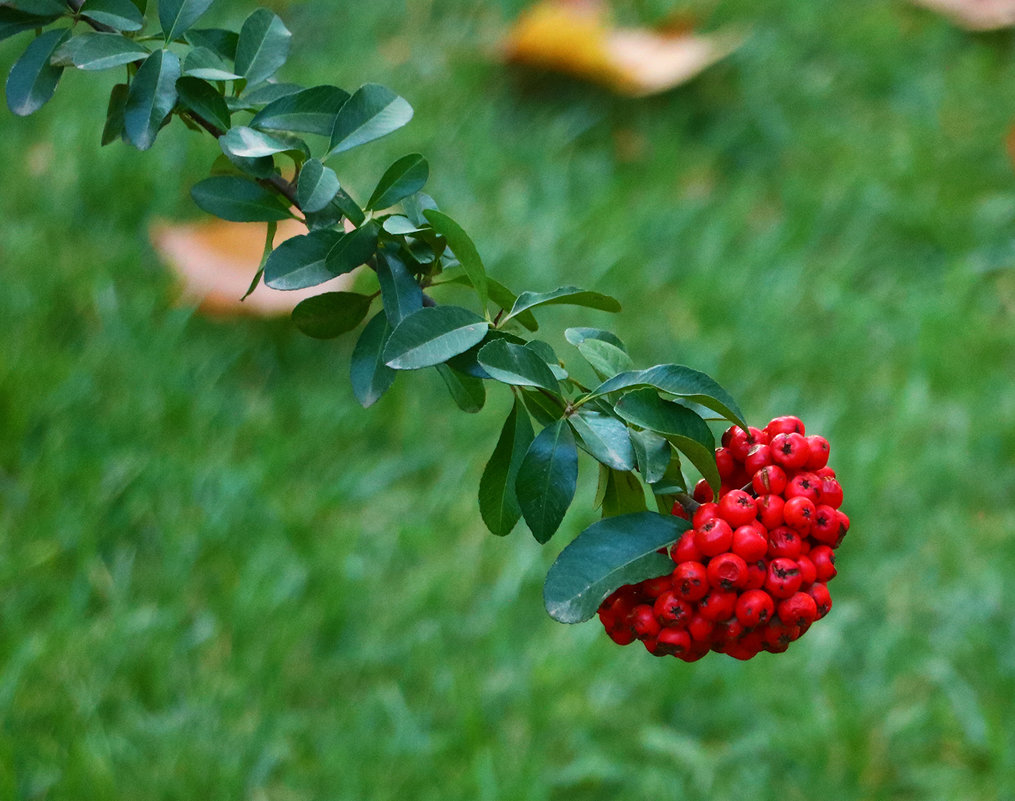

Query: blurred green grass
[[2, 0, 1015, 798]]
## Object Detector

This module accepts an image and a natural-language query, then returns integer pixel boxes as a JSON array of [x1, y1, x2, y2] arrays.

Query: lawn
[[2, 0, 1015, 798]]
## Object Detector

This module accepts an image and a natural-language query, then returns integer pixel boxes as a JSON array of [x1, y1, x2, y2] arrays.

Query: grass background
[[2, 0, 1015, 798]]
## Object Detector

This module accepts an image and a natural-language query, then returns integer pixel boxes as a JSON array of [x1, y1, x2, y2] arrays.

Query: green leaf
[[587, 364, 746, 430], [630, 428, 671, 484], [325, 222, 378, 279], [51, 32, 149, 70], [124, 48, 180, 150], [599, 467, 647, 518], [296, 158, 339, 213], [221, 149, 275, 178], [238, 81, 300, 106], [478, 399, 534, 536], [402, 191, 438, 226], [444, 330, 525, 379], [568, 411, 635, 471], [1, 0, 65, 14], [175, 75, 230, 133], [5, 28, 66, 116], [191, 175, 292, 222], [476, 339, 559, 393], [159, 0, 212, 41], [524, 340, 567, 381], [376, 251, 422, 327], [577, 339, 633, 381], [262, 229, 341, 290], [184, 28, 238, 60], [100, 82, 128, 145], [504, 286, 621, 323], [383, 306, 489, 370], [332, 187, 364, 226], [423, 209, 488, 314], [328, 82, 413, 155], [250, 84, 349, 136], [80, 0, 143, 30], [182, 45, 240, 80], [291, 291, 372, 339], [515, 420, 578, 544], [0, 9, 62, 44], [350, 311, 396, 408], [614, 388, 719, 494], [445, 273, 538, 331], [219, 125, 306, 158], [650, 452, 686, 496], [435, 364, 485, 414], [366, 153, 429, 211], [521, 388, 564, 427], [381, 215, 419, 235], [564, 327, 627, 350], [234, 8, 291, 88], [543, 511, 688, 623]]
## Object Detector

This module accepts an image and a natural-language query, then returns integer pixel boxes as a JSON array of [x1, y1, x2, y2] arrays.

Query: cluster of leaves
[[2, 0, 748, 624]]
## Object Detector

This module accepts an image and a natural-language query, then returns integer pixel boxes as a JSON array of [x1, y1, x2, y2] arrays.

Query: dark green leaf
[[100, 81, 128, 145], [124, 48, 180, 150], [402, 191, 437, 226], [376, 250, 422, 327], [568, 411, 635, 471], [505, 286, 621, 322], [445, 273, 538, 331], [303, 200, 344, 231], [238, 81, 300, 106], [423, 209, 488, 314], [291, 291, 372, 339], [80, 0, 143, 30], [578, 339, 633, 381], [332, 187, 364, 226], [476, 339, 559, 393], [222, 149, 275, 178], [0, 9, 62, 44], [262, 229, 342, 290], [190, 175, 292, 222], [328, 82, 413, 155], [184, 28, 238, 60], [159, 0, 212, 41], [219, 125, 306, 158], [250, 84, 349, 136], [543, 511, 687, 623], [650, 453, 686, 496], [325, 222, 378, 279], [444, 330, 525, 379], [630, 428, 671, 484], [234, 8, 291, 87], [1, 0, 65, 14], [614, 388, 719, 493], [383, 306, 489, 370], [351, 311, 396, 408], [564, 327, 627, 350], [521, 388, 564, 427], [366, 153, 429, 211], [478, 399, 534, 536], [182, 45, 240, 80], [5, 28, 65, 116], [523, 340, 567, 381], [51, 31, 149, 69], [435, 364, 485, 414], [600, 468, 647, 518], [175, 75, 230, 133], [588, 364, 746, 430], [296, 158, 339, 213], [515, 420, 578, 544]]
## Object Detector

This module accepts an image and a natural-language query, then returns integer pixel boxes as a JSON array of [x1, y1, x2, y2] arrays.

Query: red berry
[[692, 502, 719, 530], [655, 627, 692, 657], [732, 522, 769, 562], [836, 511, 850, 545], [807, 582, 833, 618], [712, 618, 746, 647], [770, 432, 811, 471], [715, 447, 739, 481], [796, 553, 818, 586], [671, 530, 702, 563], [767, 526, 803, 559], [718, 489, 757, 527], [819, 476, 844, 508], [785, 472, 822, 504], [761, 620, 801, 651], [672, 561, 709, 601], [698, 589, 738, 622], [744, 443, 772, 476], [810, 504, 842, 545], [804, 435, 830, 469], [752, 464, 787, 496], [706, 552, 749, 590], [630, 604, 661, 638], [777, 592, 819, 627], [692, 478, 714, 504], [606, 623, 637, 645], [756, 494, 786, 529], [766, 415, 805, 437], [687, 613, 715, 643], [736, 588, 775, 627], [810, 545, 837, 581], [724, 426, 767, 461], [693, 518, 734, 557], [765, 557, 803, 599], [744, 559, 768, 590], [783, 495, 816, 533], [653, 591, 692, 627], [671, 500, 690, 519], [641, 575, 673, 598]]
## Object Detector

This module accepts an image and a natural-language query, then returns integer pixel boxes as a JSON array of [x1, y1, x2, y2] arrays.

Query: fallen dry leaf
[[502, 0, 741, 96], [150, 217, 357, 317], [909, 0, 1015, 29]]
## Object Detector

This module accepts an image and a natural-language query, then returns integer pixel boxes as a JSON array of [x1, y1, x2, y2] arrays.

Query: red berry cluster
[[597, 415, 849, 661]]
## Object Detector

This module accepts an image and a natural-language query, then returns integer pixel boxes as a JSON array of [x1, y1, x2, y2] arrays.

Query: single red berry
[[810, 504, 842, 545], [810, 545, 837, 581], [807, 582, 833, 618], [765, 557, 803, 599], [796, 553, 818, 586], [783, 495, 816, 533], [671, 500, 690, 519], [712, 618, 746, 648], [630, 604, 661, 638], [835, 511, 850, 546], [692, 502, 719, 530], [642, 636, 661, 655], [819, 476, 844, 509], [606, 624, 637, 645], [816, 466, 836, 479], [642, 575, 673, 598], [752, 464, 787, 496], [732, 522, 769, 562], [744, 443, 772, 476], [766, 415, 805, 437], [706, 552, 749, 590], [785, 472, 822, 504], [653, 591, 692, 627], [672, 561, 709, 601], [671, 530, 702, 564], [767, 526, 803, 559], [687, 613, 715, 643], [698, 589, 738, 622], [736, 630, 766, 656], [715, 446, 739, 481], [777, 592, 819, 627], [718, 489, 757, 527], [736, 588, 776, 627], [694, 518, 734, 557], [744, 559, 768, 590], [804, 435, 830, 469], [756, 494, 786, 529], [655, 627, 692, 657], [692, 478, 714, 504], [761, 620, 801, 652], [724, 425, 767, 461], [677, 641, 711, 662], [770, 432, 811, 471]]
